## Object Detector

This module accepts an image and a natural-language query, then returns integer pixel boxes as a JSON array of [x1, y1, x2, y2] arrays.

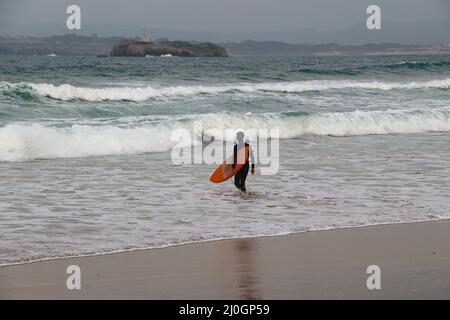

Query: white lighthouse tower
[[143, 26, 150, 42]]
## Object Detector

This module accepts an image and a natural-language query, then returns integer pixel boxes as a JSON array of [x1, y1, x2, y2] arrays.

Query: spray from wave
[[0, 108, 449, 161], [1, 79, 450, 102]]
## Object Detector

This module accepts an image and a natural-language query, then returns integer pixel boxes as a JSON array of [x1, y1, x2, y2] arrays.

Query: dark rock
[[111, 39, 228, 57]]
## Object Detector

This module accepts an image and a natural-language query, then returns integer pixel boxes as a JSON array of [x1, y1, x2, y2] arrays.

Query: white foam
[[2, 79, 450, 102], [201, 109, 450, 140], [0, 123, 184, 162], [1, 109, 449, 161]]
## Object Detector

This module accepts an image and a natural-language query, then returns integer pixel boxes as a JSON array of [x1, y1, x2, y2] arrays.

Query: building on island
[[143, 26, 150, 42]]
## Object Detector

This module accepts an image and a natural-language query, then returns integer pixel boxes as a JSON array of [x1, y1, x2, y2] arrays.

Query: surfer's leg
[[240, 164, 249, 193], [234, 171, 244, 191], [234, 164, 249, 192]]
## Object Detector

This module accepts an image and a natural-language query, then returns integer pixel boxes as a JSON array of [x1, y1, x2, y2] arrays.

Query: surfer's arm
[[250, 146, 255, 167], [250, 146, 255, 174]]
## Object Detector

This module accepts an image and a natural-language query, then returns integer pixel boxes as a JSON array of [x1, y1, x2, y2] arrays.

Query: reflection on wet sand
[[235, 239, 261, 299]]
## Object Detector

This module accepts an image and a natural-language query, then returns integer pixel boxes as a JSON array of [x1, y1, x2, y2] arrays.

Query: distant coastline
[[1, 34, 450, 56]]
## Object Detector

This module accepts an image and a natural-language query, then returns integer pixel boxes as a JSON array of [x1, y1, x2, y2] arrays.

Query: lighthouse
[[143, 26, 150, 42]]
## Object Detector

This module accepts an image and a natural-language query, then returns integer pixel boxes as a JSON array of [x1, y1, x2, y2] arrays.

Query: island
[[110, 39, 229, 57]]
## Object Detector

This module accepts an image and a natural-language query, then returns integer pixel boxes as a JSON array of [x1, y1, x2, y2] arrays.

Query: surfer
[[232, 131, 255, 193], [201, 131, 215, 145]]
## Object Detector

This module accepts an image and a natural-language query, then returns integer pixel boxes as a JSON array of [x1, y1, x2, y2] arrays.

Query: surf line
[[170, 120, 280, 176]]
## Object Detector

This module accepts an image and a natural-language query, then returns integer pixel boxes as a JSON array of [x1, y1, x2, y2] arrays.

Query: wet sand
[[0, 220, 449, 299]]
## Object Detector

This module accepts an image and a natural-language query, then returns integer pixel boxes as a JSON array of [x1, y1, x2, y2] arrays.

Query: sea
[[1, 54, 449, 265]]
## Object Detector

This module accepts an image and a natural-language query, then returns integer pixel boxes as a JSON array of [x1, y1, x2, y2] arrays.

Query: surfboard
[[209, 146, 249, 183]]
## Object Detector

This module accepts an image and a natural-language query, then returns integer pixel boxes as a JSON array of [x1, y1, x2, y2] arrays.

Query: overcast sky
[[1, 0, 450, 33]]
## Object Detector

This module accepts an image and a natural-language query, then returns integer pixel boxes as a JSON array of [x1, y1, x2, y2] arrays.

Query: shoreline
[[1, 219, 449, 299], [0, 218, 447, 268]]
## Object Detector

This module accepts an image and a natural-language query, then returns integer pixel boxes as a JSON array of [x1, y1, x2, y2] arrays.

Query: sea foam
[[0, 109, 449, 161], [1, 79, 450, 102]]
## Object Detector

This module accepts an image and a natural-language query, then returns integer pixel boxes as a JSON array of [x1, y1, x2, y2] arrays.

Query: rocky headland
[[111, 39, 228, 57]]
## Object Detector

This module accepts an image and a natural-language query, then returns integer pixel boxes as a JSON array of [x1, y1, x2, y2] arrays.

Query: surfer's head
[[236, 131, 245, 142]]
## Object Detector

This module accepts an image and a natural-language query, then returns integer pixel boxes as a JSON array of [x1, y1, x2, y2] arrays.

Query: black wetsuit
[[233, 143, 254, 192]]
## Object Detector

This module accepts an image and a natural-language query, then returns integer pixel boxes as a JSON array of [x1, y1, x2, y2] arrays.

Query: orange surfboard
[[209, 146, 250, 183]]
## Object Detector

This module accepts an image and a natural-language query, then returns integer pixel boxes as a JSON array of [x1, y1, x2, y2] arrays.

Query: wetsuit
[[233, 142, 255, 192]]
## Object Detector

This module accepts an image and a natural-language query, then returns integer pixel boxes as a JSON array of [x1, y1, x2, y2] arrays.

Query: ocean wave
[[0, 109, 449, 161], [353, 60, 450, 73], [1, 79, 450, 102], [292, 61, 450, 75], [375, 60, 450, 71]]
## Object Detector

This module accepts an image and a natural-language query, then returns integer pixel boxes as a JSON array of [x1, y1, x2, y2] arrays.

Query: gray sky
[[1, 0, 450, 33]]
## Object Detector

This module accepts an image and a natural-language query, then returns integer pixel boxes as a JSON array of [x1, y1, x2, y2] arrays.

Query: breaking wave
[[1, 79, 450, 102], [0, 108, 449, 161]]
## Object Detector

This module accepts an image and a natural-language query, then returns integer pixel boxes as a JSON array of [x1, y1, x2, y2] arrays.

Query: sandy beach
[[0, 220, 449, 299]]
